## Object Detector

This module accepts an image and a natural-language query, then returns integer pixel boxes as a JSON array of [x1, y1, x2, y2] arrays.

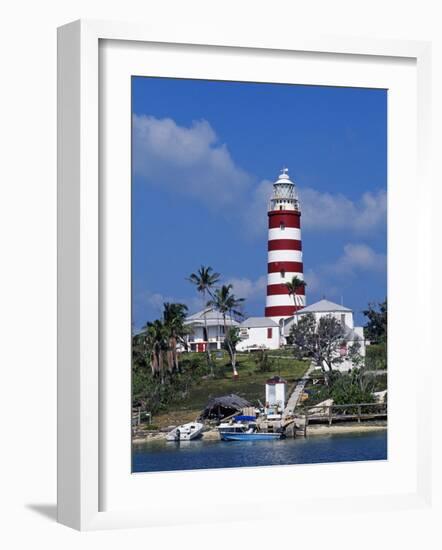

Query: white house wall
[[312, 311, 354, 329], [237, 326, 280, 351]]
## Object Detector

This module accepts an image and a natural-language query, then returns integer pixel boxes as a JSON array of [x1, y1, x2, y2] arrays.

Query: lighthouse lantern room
[[265, 168, 306, 324]]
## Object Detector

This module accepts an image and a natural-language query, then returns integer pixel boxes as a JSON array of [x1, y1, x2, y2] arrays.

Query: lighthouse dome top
[[275, 167, 293, 184], [269, 167, 299, 212]]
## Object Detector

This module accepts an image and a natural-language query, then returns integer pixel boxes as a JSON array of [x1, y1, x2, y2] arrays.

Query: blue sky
[[132, 77, 387, 329]]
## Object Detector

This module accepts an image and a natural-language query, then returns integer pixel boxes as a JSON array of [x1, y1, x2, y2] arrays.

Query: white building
[[236, 317, 280, 351], [265, 376, 287, 413], [184, 308, 239, 352], [282, 299, 366, 371]]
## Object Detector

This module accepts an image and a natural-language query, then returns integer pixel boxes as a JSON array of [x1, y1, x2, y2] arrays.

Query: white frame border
[[57, 19, 432, 531]]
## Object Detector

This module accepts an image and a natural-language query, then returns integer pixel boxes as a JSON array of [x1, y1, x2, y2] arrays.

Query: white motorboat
[[166, 422, 204, 441]]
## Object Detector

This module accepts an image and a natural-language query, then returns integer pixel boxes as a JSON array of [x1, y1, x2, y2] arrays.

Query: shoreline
[[132, 421, 387, 444], [306, 422, 387, 436]]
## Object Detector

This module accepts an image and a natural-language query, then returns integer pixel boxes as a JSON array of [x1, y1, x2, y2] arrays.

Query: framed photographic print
[[130, 76, 388, 474], [57, 19, 433, 530]]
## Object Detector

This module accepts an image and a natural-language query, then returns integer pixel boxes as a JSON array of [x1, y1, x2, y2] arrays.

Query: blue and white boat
[[218, 415, 284, 441]]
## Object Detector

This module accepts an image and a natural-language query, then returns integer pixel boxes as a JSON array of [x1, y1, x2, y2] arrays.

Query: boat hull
[[166, 422, 204, 441]]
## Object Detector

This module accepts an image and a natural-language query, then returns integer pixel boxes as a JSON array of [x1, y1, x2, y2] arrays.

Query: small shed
[[200, 394, 251, 421], [265, 376, 287, 410]]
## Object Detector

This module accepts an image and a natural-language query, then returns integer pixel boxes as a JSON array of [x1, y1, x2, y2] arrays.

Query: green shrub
[[365, 343, 387, 370], [253, 349, 274, 373], [330, 371, 376, 405]]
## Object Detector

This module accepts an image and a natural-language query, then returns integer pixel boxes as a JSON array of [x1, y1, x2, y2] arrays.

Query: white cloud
[[242, 179, 272, 238], [303, 269, 322, 293], [301, 244, 386, 301], [133, 115, 252, 208], [133, 114, 386, 237], [137, 289, 204, 321], [135, 275, 267, 327], [332, 243, 386, 275], [299, 188, 387, 232], [225, 275, 267, 301], [243, 184, 386, 239]]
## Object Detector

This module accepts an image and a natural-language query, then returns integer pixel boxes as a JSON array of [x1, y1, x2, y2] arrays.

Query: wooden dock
[[282, 402, 387, 437]]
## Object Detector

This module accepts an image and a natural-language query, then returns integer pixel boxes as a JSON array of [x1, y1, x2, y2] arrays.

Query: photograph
[[130, 76, 388, 473]]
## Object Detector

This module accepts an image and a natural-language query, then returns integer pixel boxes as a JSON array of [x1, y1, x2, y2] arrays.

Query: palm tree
[[188, 266, 220, 374], [285, 275, 306, 320], [141, 319, 168, 384], [163, 302, 188, 374], [207, 284, 244, 377]]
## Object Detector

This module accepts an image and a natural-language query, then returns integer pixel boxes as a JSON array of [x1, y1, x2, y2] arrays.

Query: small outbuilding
[[200, 394, 251, 421], [265, 376, 287, 411]]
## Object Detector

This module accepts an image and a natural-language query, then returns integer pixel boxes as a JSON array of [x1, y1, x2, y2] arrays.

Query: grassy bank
[[133, 350, 309, 429], [167, 352, 308, 411]]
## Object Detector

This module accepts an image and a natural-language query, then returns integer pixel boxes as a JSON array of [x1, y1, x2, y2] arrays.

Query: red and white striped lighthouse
[[265, 168, 306, 323]]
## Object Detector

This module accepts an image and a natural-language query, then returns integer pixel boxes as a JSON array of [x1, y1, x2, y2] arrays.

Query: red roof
[[266, 376, 287, 385]]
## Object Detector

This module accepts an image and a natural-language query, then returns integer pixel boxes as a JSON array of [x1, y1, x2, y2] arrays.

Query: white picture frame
[[57, 19, 433, 531]]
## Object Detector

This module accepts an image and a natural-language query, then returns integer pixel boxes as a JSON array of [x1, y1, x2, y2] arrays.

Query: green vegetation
[[207, 284, 244, 376], [329, 370, 377, 405], [133, 263, 307, 425], [285, 275, 307, 312], [133, 302, 189, 385], [363, 299, 387, 344], [188, 265, 221, 375], [133, 264, 388, 426], [363, 299, 387, 372], [302, 367, 385, 408], [133, 348, 308, 419], [365, 343, 387, 371], [289, 298, 388, 409], [288, 313, 349, 384]]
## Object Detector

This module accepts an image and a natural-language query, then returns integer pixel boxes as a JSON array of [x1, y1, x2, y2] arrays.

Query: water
[[132, 430, 387, 473]]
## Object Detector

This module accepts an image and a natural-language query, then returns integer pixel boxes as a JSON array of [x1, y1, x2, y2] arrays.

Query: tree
[[163, 302, 188, 374], [288, 313, 346, 385], [285, 275, 306, 316], [140, 319, 168, 384], [347, 339, 364, 369], [330, 370, 376, 405], [207, 284, 244, 377], [223, 327, 242, 377], [363, 299, 387, 343], [188, 266, 220, 375]]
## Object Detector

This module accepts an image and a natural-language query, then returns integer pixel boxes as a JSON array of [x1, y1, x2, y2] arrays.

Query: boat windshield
[[219, 425, 247, 433]]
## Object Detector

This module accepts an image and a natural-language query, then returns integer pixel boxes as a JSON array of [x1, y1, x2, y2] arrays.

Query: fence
[[296, 401, 387, 426]]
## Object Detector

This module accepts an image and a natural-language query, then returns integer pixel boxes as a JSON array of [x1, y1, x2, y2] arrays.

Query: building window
[[267, 328, 273, 339], [280, 222, 285, 230], [280, 270, 285, 279], [341, 314, 345, 326]]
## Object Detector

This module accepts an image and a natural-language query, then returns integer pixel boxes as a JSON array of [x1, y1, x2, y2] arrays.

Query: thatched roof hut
[[200, 394, 251, 421]]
